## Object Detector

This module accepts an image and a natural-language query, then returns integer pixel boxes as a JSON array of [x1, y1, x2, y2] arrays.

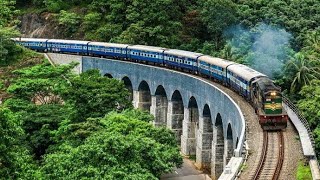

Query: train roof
[[256, 77, 280, 92], [198, 55, 235, 68], [89, 42, 129, 48], [165, 49, 203, 59], [228, 64, 266, 82], [47, 39, 90, 44], [128, 45, 166, 53], [12, 38, 49, 42]]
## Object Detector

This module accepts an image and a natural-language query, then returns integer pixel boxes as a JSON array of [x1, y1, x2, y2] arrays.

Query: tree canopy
[[1, 60, 182, 179]]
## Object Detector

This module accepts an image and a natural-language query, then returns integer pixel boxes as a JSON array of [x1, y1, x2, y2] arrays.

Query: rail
[[252, 132, 284, 180], [253, 131, 268, 180], [273, 132, 284, 180]]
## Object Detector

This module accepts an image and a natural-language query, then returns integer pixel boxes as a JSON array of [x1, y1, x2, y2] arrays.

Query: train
[[12, 38, 288, 130]]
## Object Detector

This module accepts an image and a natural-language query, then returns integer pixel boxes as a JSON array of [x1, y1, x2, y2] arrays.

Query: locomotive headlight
[[271, 92, 277, 96]]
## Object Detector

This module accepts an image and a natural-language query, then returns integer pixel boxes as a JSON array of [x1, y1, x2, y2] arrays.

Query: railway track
[[252, 131, 284, 180]]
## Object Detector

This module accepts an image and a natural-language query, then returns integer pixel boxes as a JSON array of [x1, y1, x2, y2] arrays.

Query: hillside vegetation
[[0, 0, 319, 179], [19, 0, 320, 158], [1, 1, 182, 179]]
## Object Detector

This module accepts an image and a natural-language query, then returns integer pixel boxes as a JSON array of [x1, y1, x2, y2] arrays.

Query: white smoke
[[225, 23, 292, 78]]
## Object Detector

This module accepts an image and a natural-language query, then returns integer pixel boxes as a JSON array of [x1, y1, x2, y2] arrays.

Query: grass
[[296, 161, 312, 180]]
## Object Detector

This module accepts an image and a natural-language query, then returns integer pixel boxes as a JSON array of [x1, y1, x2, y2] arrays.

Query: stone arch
[[212, 113, 224, 179], [196, 104, 213, 172], [151, 85, 168, 127], [168, 90, 184, 145], [181, 96, 199, 156], [137, 80, 151, 112], [226, 123, 233, 164], [104, 73, 113, 78], [122, 76, 133, 101]]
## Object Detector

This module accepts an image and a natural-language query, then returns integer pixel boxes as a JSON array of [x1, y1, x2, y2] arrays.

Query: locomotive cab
[[252, 77, 288, 131]]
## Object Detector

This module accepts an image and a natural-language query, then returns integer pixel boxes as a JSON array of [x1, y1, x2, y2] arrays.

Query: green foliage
[[58, 10, 81, 35], [0, 0, 17, 27], [2, 61, 181, 179], [296, 161, 312, 180], [313, 128, 320, 160], [83, 12, 101, 31], [43, 0, 69, 13], [0, 0, 22, 65], [237, 0, 320, 49], [201, 0, 238, 49], [40, 111, 182, 179], [22, 103, 72, 158], [298, 80, 320, 129], [62, 69, 132, 122], [7, 62, 75, 102], [284, 53, 320, 94], [0, 106, 37, 179], [0, 28, 21, 65]]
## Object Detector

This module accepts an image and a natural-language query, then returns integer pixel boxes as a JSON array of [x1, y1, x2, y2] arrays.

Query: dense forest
[[1, 0, 320, 179]]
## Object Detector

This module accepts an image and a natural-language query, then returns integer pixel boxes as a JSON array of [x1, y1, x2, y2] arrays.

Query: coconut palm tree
[[304, 30, 320, 53], [285, 52, 320, 93]]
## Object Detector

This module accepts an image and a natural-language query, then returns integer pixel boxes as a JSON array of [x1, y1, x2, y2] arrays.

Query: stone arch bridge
[[47, 54, 245, 179]]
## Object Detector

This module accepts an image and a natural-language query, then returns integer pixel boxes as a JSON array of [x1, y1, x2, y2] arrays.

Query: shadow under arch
[[137, 80, 151, 112], [212, 113, 224, 179], [226, 123, 233, 164], [122, 76, 133, 101], [153, 85, 168, 127], [104, 73, 113, 78], [168, 90, 184, 145], [196, 104, 213, 172]]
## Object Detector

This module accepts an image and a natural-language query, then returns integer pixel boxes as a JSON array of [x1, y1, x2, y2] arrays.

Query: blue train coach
[[88, 42, 129, 59], [13, 38, 49, 51], [227, 64, 266, 98], [164, 49, 203, 72], [47, 39, 90, 54], [198, 55, 234, 82], [128, 45, 167, 64]]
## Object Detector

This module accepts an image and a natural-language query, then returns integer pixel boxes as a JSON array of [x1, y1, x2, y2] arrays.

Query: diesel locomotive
[[13, 38, 288, 130]]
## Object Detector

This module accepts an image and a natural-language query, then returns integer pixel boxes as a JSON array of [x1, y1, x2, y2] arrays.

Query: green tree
[[58, 10, 81, 36], [0, 0, 21, 65], [40, 110, 182, 179], [7, 62, 75, 102], [6, 62, 76, 159], [312, 127, 320, 159], [298, 80, 320, 129], [284, 53, 320, 93], [62, 69, 132, 122], [237, 0, 320, 49], [201, 0, 238, 49], [0, 106, 37, 179]]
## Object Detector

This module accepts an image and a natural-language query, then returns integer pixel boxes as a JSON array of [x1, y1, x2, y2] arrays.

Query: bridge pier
[[225, 124, 234, 165], [133, 90, 151, 112], [150, 95, 168, 127], [133, 81, 152, 112], [196, 115, 213, 170], [167, 100, 184, 144], [211, 125, 225, 179], [181, 103, 199, 155]]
